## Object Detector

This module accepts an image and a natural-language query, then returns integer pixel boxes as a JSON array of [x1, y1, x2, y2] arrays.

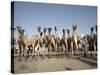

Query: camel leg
[[49, 44, 52, 56], [65, 42, 68, 55], [18, 45, 21, 58], [71, 42, 74, 55], [62, 43, 66, 56], [24, 46, 28, 59], [48, 44, 51, 56], [53, 42, 56, 56], [16, 44, 21, 60], [15, 44, 18, 59], [22, 46, 24, 57], [63, 43, 67, 55], [93, 43, 96, 56], [75, 42, 79, 55], [32, 45, 35, 59]]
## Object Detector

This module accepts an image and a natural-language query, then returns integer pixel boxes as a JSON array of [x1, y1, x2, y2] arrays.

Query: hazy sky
[[13, 1, 97, 37]]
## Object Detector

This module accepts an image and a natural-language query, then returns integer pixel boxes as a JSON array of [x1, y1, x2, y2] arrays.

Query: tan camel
[[16, 26, 26, 58], [43, 28, 48, 48], [77, 34, 84, 55], [33, 26, 47, 57], [60, 28, 68, 54], [34, 26, 43, 56], [71, 24, 78, 55], [67, 28, 83, 55], [54, 26, 58, 52], [46, 27, 56, 54], [67, 29, 72, 54]]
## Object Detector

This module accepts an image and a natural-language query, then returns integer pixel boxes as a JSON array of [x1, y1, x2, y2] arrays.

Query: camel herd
[[11, 24, 97, 59]]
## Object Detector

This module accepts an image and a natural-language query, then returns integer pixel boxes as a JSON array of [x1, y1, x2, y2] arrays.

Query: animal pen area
[[11, 25, 97, 74]]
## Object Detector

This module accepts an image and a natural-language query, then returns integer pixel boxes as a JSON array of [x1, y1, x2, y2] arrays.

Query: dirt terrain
[[13, 55, 97, 74]]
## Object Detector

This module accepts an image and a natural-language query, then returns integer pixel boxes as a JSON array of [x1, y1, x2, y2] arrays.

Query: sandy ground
[[13, 55, 97, 74]]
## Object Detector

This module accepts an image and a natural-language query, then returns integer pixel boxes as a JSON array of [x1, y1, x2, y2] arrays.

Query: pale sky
[[13, 1, 97, 37]]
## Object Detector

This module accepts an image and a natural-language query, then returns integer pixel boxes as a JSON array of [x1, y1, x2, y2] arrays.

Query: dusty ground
[[13, 55, 97, 74]]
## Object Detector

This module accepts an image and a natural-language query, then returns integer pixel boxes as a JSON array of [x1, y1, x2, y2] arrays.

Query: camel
[[43, 28, 49, 54], [60, 28, 68, 54], [71, 24, 79, 55], [33, 26, 48, 57], [67, 29, 72, 54], [46, 27, 56, 55], [71, 24, 85, 55], [82, 36, 89, 57], [54, 26, 61, 51], [33, 35, 40, 57], [54, 26, 58, 51], [43, 28, 48, 48], [25, 36, 34, 58], [89, 26, 97, 55], [67, 27, 83, 55], [89, 27, 95, 55], [77, 34, 84, 55], [16, 26, 26, 59], [33, 27, 44, 56]]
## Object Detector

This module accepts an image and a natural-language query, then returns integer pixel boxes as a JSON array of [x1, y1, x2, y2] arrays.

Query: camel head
[[43, 28, 47, 33], [72, 24, 77, 30], [17, 26, 25, 34], [67, 29, 70, 34], [16, 26, 23, 35], [16, 26, 21, 31], [48, 27, 52, 31], [48, 27, 52, 35], [21, 29, 25, 34], [54, 26, 57, 31], [62, 28, 67, 34], [90, 27, 94, 33], [37, 26, 42, 32]]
